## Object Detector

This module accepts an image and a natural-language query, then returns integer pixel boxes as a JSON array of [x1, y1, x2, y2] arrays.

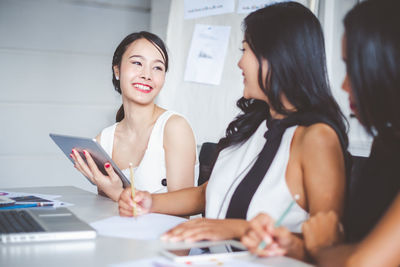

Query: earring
[[116, 76, 119, 80]]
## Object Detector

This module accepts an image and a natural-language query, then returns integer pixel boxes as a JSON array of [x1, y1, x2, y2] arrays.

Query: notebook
[[0, 207, 96, 243]]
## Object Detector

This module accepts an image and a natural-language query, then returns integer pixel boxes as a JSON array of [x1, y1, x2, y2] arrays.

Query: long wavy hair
[[344, 0, 400, 142], [111, 31, 169, 122], [206, 2, 348, 179]]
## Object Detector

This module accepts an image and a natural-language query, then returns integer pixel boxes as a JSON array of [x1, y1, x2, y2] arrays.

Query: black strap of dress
[[225, 112, 349, 219]]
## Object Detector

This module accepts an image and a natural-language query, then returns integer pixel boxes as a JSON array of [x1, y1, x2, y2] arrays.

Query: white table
[[0, 186, 313, 267]]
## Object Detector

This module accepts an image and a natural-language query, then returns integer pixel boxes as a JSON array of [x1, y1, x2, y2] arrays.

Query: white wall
[[157, 0, 247, 145], [0, 0, 372, 191], [0, 0, 150, 191], [150, 0, 171, 41]]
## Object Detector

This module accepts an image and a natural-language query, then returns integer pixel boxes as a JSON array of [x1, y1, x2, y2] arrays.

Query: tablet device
[[161, 241, 250, 262], [49, 133, 130, 188]]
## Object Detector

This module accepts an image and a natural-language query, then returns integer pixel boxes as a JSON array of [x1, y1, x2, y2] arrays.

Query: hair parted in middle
[[111, 31, 169, 122]]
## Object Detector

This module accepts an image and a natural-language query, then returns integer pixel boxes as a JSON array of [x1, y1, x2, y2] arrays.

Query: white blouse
[[205, 120, 308, 233], [100, 110, 198, 194]]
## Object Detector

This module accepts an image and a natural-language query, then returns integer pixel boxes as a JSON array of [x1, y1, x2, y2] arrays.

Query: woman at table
[[118, 2, 348, 259], [242, 0, 400, 265], [71, 32, 197, 202]]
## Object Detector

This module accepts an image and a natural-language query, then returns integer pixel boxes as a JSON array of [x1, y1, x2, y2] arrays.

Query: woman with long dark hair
[[71, 32, 197, 201], [244, 0, 400, 265], [301, 0, 400, 265], [119, 3, 348, 259]]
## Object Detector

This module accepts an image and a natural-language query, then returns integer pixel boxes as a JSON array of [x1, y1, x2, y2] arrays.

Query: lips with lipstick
[[133, 83, 153, 93], [349, 99, 357, 112]]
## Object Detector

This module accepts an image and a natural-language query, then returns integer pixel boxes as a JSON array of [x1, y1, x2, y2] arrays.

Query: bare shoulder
[[95, 133, 101, 143], [164, 114, 192, 134], [297, 123, 341, 150]]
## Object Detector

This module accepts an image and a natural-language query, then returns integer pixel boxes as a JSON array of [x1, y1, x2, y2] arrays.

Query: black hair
[[218, 1, 348, 151], [344, 0, 400, 142], [112, 31, 169, 122]]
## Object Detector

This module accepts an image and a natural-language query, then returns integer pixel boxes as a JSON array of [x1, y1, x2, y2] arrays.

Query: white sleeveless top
[[100, 110, 197, 194], [205, 120, 308, 233]]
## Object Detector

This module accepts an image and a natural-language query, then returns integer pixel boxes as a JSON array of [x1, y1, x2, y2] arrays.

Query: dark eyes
[[130, 61, 164, 71], [239, 48, 245, 52]]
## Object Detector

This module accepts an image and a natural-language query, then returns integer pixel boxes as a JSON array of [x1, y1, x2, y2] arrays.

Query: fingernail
[[105, 163, 110, 168], [264, 236, 272, 244], [83, 150, 87, 156], [69, 153, 73, 158], [160, 235, 168, 241]]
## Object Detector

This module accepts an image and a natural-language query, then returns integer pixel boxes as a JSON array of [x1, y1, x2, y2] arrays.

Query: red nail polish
[[105, 163, 110, 168], [83, 151, 87, 156], [69, 154, 73, 158]]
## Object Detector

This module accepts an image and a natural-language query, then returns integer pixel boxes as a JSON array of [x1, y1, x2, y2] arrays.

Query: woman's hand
[[71, 149, 123, 201], [302, 211, 344, 259], [241, 213, 286, 257], [118, 188, 152, 216], [241, 213, 305, 259], [161, 218, 248, 243]]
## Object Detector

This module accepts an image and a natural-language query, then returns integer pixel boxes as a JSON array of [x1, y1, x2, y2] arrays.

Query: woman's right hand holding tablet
[[118, 188, 152, 216], [71, 149, 123, 201]]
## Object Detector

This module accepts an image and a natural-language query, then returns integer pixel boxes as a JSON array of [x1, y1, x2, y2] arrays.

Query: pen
[[129, 162, 137, 217], [257, 194, 300, 250], [0, 203, 55, 210]]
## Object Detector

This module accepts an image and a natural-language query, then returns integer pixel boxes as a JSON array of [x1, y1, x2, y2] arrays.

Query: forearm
[[109, 188, 124, 202], [345, 194, 400, 267], [286, 234, 308, 262], [151, 184, 206, 216], [97, 187, 122, 202], [225, 219, 250, 240], [312, 244, 357, 267]]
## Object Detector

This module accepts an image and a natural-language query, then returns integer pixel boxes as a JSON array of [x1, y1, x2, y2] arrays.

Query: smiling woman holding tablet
[[70, 32, 197, 201]]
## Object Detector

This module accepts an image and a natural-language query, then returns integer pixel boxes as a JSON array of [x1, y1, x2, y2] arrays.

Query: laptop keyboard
[[0, 210, 45, 233]]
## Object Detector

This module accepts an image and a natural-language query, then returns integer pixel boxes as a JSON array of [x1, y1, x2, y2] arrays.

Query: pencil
[[129, 163, 137, 217], [257, 194, 300, 250]]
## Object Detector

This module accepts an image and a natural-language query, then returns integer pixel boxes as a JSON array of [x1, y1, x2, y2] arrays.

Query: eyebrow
[[129, 55, 165, 66]]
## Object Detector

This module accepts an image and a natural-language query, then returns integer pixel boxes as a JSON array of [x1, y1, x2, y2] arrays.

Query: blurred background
[[0, 0, 371, 192]]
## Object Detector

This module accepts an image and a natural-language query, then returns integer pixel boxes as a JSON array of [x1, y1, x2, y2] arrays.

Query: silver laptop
[[0, 208, 96, 243]]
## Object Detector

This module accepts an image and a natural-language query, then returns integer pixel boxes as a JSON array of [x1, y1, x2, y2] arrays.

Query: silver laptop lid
[[0, 208, 96, 243]]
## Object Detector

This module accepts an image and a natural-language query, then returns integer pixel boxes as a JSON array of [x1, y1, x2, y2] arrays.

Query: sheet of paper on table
[[90, 213, 187, 240]]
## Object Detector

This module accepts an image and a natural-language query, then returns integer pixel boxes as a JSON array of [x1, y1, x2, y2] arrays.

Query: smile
[[133, 83, 153, 93]]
